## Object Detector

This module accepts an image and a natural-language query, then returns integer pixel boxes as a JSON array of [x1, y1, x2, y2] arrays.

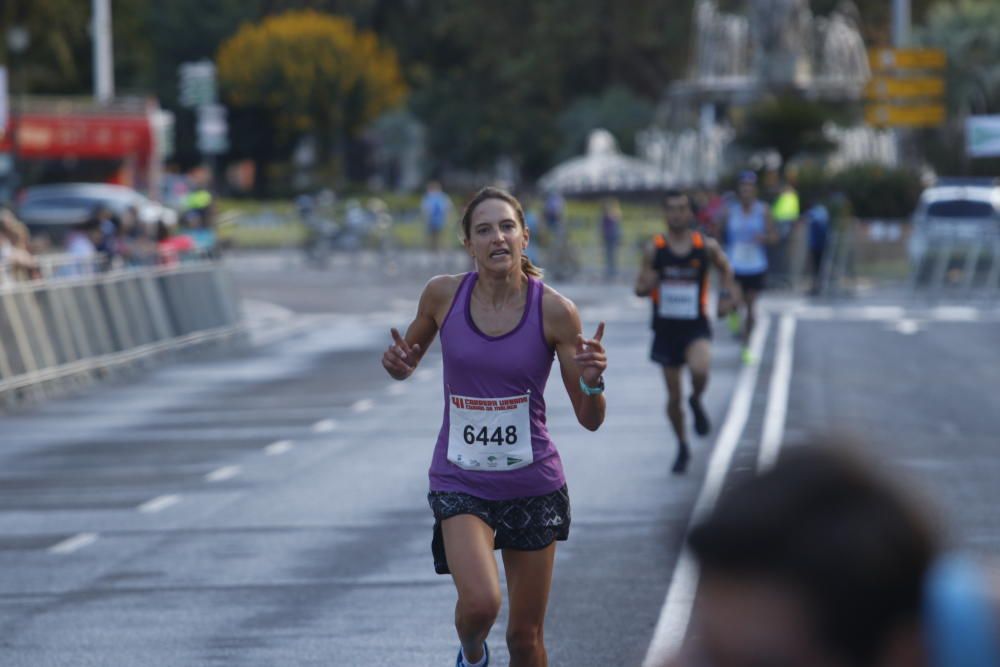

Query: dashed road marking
[[265, 440, 294, 455], [312, 419, 338, 433], [205, 465, 241, 482], [48, 533, 98, 555], [138, 495, 181, 513], [351, 398, 374, 413], [860, 305, 906, 320], [892, 319, 921, 335], [930, 305, 980, 321]]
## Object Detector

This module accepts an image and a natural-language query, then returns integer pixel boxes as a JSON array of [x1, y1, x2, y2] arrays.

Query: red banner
[[0, 114, 153, 160]]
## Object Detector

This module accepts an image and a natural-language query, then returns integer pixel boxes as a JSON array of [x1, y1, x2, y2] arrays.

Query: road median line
[[643, 314, 773, 667]]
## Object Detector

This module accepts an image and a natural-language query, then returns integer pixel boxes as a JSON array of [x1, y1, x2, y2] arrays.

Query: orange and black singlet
[[650, 232, 710, 330]]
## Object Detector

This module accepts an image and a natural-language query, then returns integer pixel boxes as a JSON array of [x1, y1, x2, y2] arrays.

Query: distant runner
[[722, 171, 775, 364], [382, 186, 607, 667], [635, 190, 738, 474]]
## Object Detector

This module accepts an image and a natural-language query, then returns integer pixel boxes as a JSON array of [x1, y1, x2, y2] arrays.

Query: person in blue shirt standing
[[722, 172, 775, 364], [804, 197, 830, 296], [422, 181, 453, 253], [600, 198, 623, 281]]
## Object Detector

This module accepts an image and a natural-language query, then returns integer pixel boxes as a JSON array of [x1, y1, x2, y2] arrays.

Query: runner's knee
[[506, 624, 543, 658], [457, 591, 501, 630]]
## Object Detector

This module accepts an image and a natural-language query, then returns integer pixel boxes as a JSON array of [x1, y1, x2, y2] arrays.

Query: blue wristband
[[579, 376, 605, 396]]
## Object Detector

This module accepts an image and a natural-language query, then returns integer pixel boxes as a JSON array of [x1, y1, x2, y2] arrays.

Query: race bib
[[448, 392, 533, 472], [658, 281, 700, 320], [732, 241, 762, 269]]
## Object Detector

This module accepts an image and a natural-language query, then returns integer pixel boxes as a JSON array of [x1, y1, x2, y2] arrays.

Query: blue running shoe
[[456, 642, 489, 667]]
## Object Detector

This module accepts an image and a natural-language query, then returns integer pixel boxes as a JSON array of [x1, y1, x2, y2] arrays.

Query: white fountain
[[639, 0, 895, 186], [537, 129, 670, 195]]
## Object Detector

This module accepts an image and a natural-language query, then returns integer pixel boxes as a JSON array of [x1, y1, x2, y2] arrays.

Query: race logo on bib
[[448, 392, 533, 471]]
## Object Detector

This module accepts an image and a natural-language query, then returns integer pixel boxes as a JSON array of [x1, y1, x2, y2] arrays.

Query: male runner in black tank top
[[635, 191, 739, 474]]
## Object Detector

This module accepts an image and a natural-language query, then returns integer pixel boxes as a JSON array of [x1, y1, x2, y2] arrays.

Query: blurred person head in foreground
[[672, 441, 1000, 667]]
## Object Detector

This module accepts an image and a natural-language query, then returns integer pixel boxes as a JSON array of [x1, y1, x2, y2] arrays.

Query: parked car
[[15, 183, 178, 244], [908, 178, 1000, 284]]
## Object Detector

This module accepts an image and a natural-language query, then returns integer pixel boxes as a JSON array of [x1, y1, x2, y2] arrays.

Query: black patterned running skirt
[[427, 485, 571, 575]]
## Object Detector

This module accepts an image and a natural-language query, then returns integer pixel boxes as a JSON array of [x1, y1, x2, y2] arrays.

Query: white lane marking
[[351, 398, 375, 414], [312, 419, 338, 433], [930, 306, 979, 322], [265, 440, 294, 456], [757, 315, 797, 472], [796, 306, 835, 320], [138, 494, 181, 513], [861, 305, 905, 320], [205, 465, 241, 482], [387, 383, 407, 396], [891, 319, 921, 335], [48, 532, 98, 555], [643, 316, 773, 667]]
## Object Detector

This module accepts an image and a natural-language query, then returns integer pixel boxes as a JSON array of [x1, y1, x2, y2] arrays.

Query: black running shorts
[[735, 271, 766, 292], [427, 485, 571, 575], [651, 318, 712, 368]]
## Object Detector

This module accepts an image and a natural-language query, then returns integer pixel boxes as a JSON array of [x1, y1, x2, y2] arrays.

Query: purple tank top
[[429, 272, 565, 500]]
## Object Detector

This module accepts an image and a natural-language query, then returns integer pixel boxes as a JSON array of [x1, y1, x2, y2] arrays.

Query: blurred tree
[[735, 94, 843, 167], [917, 0, 1000, 176], [921, 0, 1000, 116], [396, 0, 691, 179], [556, 87, 655, 161], [832, 164, 923, 219], [0, 0, 152, 95], [216, 10, 407, 184], [1, 0, 90, 93]]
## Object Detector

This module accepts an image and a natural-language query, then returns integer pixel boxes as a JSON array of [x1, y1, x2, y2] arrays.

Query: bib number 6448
[[463, 425, 518, 446], [448, 391, 533, 471]]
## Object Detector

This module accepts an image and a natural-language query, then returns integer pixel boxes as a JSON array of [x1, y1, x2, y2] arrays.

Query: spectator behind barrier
[[90, 204, 120, 271], [116, 205, 156, 267], [668, 441, 1000, 667], [0, 208, 40, 280], [155, 220, 196, 266], [60, 219, 101, 277], [180, 209, 217, 256]]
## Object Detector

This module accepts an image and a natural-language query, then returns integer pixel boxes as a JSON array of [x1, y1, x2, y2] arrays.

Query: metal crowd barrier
[[0, 252, 245, 409], [909, 237, 1000, 297], [813, 219, 1000, 299]]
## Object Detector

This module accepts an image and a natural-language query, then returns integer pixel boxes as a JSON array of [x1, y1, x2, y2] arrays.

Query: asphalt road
[[1, 251, 999, 666]]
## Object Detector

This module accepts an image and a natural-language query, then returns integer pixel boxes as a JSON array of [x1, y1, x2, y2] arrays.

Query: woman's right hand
[[381, 327, 421, 380]]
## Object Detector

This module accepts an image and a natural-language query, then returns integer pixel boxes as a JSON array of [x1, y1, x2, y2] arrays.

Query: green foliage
[[402, 0, 691, 177], [920, 0, 1000, 116], [831, 164, 923, 220], [556, 87, 655, 160], [216, 9, 407, 184], [146, 0, 260, 109], [735, 94, 843, 165], [1, 0, 90, 93]]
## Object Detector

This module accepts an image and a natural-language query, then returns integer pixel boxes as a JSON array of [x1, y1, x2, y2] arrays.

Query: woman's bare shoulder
[[540, 283, 580, 337], [419, 273, 468, 311]]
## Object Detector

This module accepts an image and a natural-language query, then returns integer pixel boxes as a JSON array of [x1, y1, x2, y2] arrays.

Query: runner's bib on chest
[[658, 280, 700, 319], [732, 241, 762, 269], [448, 392, 533, 471]]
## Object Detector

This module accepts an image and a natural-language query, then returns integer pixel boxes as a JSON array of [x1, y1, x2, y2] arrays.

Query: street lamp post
[[5, 26, 30, 200]]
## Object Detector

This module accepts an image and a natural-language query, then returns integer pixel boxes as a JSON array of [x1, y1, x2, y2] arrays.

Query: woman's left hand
[[574, 321, 607, 386]]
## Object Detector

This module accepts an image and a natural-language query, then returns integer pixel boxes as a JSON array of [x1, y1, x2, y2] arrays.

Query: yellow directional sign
[[865, 76, 945, 100], [869, 48, 947, 71], [865, 104, 946, 128]]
